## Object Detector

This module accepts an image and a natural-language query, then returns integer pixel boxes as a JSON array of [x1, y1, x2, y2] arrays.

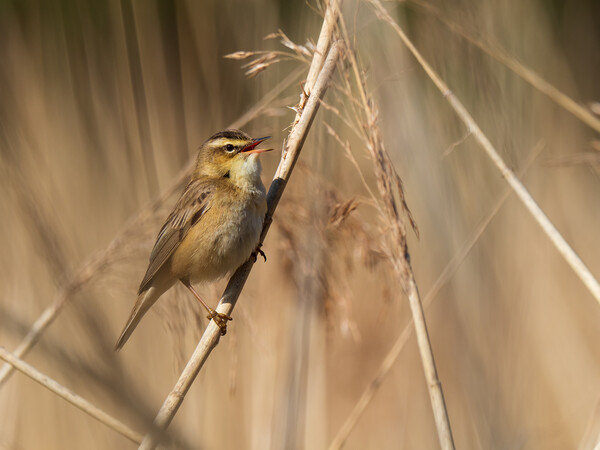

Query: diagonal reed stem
[[138, 29, 341, 450], [0, 347, 143, 445], [371, 0, 600, 305]]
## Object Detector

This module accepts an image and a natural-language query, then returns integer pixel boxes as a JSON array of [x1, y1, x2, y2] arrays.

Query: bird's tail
[[115, 285, 166, 351]]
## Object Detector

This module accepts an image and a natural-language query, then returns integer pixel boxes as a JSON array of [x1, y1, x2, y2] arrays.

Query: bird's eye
[[225, 144, 235, 153]]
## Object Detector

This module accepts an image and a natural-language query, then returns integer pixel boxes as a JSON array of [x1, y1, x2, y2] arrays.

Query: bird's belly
[[176, 199, 265, 283]]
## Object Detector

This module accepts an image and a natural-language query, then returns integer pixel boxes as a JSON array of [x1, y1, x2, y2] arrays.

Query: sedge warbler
[[115, 129, 272, 350]]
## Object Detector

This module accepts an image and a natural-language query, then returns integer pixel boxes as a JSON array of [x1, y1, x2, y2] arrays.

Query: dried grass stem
[[0, 347, 142, 445]]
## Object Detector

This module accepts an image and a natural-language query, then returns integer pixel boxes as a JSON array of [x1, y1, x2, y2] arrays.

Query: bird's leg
[[180, 279, 231, 336], [251, 243, 267, 263]]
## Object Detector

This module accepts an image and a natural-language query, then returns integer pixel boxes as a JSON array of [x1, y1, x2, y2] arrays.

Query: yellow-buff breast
[[169, 174, 267, 283]]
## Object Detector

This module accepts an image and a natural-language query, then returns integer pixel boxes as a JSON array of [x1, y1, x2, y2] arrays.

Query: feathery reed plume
[[224, 29, 313, 78], [325, 3, 455, 449]]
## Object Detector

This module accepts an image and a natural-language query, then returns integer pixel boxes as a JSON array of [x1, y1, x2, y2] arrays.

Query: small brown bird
[[115, 129, 272, 350]]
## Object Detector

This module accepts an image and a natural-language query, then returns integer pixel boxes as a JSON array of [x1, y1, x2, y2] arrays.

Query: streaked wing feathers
[[138, 179, 213, 293]]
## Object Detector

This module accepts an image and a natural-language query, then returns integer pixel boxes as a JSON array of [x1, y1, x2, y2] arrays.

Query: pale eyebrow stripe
[[207, 138, 247, 147]]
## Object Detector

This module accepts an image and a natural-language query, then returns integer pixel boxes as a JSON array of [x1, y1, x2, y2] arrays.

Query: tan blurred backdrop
[[0, 0, 599, 449]]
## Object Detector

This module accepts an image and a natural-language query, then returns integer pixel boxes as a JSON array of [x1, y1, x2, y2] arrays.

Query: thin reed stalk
[[370, 0, 600, 305], [0, 347, 142, 445], [138, 32, 342, 450]]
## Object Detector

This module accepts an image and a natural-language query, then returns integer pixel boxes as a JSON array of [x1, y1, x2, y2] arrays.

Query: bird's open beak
[[241, 136, 273, 154]]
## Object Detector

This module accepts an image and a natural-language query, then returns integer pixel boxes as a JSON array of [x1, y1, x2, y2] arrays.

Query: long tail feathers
[[114, 286, 162, 351]]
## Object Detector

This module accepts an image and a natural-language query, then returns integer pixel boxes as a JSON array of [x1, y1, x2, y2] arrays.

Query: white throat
[[230, 154, 263, 190]]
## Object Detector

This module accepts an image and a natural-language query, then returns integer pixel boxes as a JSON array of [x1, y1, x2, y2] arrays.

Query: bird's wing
[[138, 179, 214, 293]]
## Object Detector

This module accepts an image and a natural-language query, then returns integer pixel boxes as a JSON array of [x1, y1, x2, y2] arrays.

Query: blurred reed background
[[1, 0, 599, 449]]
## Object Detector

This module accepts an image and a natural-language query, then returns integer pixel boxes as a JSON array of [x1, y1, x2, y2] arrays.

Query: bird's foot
[[207, 310, 232, 336], [251, 245, 267, 263]]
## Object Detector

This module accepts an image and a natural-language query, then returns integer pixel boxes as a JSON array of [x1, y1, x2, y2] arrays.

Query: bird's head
[[194, 129, 272, 184]]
